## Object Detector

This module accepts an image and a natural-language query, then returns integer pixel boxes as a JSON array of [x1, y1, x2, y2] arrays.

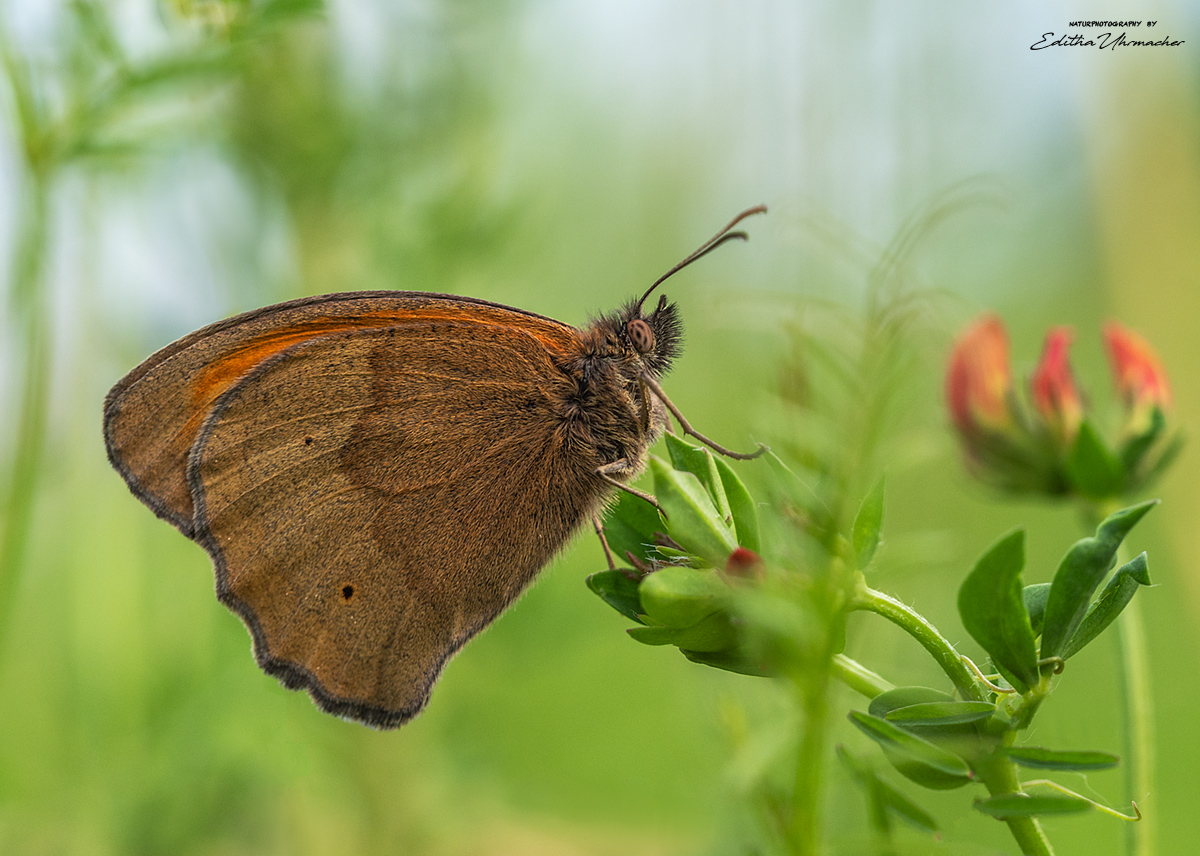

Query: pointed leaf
[[885, 702, 995, 726], [837, 746, 939, 834], [852, 474, 886, 568], [586, 570, 645, 624], [665, 434, 731, 521], [651, 457, 738, 566], [1066, 420, 1125, 499], [680, 647, 773, 677], [1005, 746, 1119, 771], [714, 457, 761, 552], [849, 711, 973, 790], [626, 611, 735, 652], [957, 530, 1038, 692], [1041, 501, 1157, 659], [603, 489, 663, 565], [639, 567, 730, 628], [1061, 552, 1151, 659], [1023, 583, 1051, 637], [974, 793, 1092, 818]]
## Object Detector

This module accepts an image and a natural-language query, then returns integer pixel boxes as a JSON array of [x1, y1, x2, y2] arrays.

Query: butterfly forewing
[[103, 291, 574, 537]]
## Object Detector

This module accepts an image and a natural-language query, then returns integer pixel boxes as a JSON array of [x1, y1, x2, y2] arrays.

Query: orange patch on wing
[[179, 307, 578, 466]]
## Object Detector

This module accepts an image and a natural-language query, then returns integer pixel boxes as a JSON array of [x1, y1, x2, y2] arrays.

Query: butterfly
[[103, 205, 765, 727]]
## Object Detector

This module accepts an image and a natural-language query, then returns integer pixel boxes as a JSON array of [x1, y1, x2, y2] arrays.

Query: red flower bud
[[1104, 322, 1172, 435], [945, 315, 1016, 438], [1030, 327, 1084, 445]]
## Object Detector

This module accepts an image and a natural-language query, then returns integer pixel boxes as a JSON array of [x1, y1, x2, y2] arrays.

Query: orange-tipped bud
[[1030, 327, 1084, 445], [1104, 322, 1172, 435], [945, 315, 1016, 438]]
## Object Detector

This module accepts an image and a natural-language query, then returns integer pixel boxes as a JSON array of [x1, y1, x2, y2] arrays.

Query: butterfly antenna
[[636, 204, 767, 313]]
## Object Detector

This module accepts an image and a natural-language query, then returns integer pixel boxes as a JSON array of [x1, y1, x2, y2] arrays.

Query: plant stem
[[790, 674, 830, 856], [1117, 577, 1154, 856], [831, 653, 893, 699], [851, 585, 986, 702], [0, 173, 50, 650], [973, 752, 1056, 856]]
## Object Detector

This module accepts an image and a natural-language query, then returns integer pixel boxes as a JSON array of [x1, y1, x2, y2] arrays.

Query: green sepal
[[852, 474, 886, 569], [1060, 552, 1151, 660], [1023, 583, 1051, 637], [974, 793, 1092, 819], [1120, 406, 1166, 474], [848, 711, 973, 790], [1004, 746, 1119, 771], [714, 456, 761, 552], [680, 647, 773, 677], [585, 570, 646, 624], [638, 567, 730, 628], [884, 702, 995, 727], [1040, 500, 1157, 660], [602, 489, 663, 565], [957, 529, 1039, 693], [665, 434, 731, 521], [651, 456, 737, 566], [1066, 420, 1125, 499], [626, 611, 735, 652]]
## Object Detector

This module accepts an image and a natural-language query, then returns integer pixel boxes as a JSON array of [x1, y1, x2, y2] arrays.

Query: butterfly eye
[[627, 318, 655, 354]]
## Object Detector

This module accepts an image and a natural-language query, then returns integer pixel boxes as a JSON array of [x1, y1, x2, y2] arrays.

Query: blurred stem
[[1116, 550, 1154, 856], [789, 673, 829, 856], [831, 653, 893, 699], [850, 585, 986, 702], [0, 172, 51, 649], [973, 753, 1056, 856], [1089, 501, 1154, 856]]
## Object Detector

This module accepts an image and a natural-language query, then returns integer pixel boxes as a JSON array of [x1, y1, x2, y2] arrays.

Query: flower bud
[[1104, 322, 1172, 436], [1030, 327, 1084, 445], [945, 315, 1017, 439]]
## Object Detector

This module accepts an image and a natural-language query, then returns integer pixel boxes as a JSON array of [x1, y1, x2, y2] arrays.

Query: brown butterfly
[[103, 205, 766, 728]]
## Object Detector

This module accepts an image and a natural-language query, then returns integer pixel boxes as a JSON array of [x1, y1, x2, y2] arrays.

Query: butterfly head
[[616, 292, 681, 378]]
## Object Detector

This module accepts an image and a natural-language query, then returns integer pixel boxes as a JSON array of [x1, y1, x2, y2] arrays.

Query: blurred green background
[[1, 1, 1198, 853]]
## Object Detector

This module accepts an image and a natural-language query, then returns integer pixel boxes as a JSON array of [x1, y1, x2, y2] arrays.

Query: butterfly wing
[[187, 318, 606, 728], [103, 291, 573, 538]]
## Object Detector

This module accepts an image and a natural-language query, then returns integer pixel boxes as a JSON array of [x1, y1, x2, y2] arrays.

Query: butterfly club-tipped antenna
[[636, 204, 768, 314]]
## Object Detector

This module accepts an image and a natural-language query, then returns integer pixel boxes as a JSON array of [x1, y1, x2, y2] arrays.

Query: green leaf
[[837, 746, 939, 834], [1066, 420, 1125, 499], [651, 457, 737, 566], [665, 434, 731, 521], [585, 570, 645, 624], [602, 489, 663, 565], [714, 457, 761, 552], [638, 567, 730, 628], [626, 611, 735, 652], [957, 530, 1039, 693], [884, 702, 995, 727], [852, 474, 886, 569], [974, 794, 1092, 819], [848, 712, 973, 790], [1005, 746, 1119, 771], [869, 687, 954, 719], [680, 647, 773, 677], [1023, 583, 1052, 637], [1061, 552, 1151, 659], [1041, 500, 1157, 660]]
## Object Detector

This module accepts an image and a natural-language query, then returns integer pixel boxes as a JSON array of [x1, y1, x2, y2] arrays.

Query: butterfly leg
[[596, 459, 664, 516], [640, 373, 768, 461], [592, 515, 617, 571]]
